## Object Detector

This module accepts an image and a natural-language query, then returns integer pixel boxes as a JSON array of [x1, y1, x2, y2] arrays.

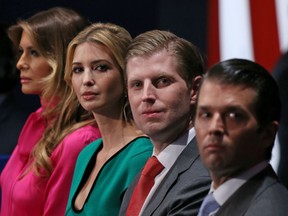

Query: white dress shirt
[[207, 161, 269, 216], [139, 127, 196, 215]]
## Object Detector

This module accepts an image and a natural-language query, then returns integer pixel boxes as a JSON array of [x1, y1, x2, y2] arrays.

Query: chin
[[21, 89, 39, 95]]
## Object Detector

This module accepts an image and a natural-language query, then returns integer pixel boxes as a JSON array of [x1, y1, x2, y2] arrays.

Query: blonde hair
[[65, 22, 133, 122], [8, 7, 94, 176]]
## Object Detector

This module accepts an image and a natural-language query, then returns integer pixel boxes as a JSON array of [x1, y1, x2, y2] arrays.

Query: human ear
[[190, 75, 202, 105], [262, 121, 279, 149]]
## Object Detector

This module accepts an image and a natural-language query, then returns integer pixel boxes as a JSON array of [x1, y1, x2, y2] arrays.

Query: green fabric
[[65, 136, 153, 216]]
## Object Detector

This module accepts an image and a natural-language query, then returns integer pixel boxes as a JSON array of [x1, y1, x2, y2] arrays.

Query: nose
[[83, 70, 95, 86], [142, 82, 156, 102], [208, 113, 225, 135], [17, 53, 29, 71]]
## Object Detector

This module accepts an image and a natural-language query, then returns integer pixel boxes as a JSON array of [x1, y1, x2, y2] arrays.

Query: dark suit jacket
[[119, 136, 211, 216], [215, 165, 288, 216], [272, 52, 288, 189], [0, 93, 29, 154]]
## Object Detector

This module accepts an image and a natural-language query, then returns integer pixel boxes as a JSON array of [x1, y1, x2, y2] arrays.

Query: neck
[[210, 164, 255, 189], [151, 124, 191, 155], [93, 113, 140, 150]]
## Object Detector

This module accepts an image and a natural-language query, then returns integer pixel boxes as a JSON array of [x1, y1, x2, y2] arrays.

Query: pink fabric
[[0, 107, 101, 216]]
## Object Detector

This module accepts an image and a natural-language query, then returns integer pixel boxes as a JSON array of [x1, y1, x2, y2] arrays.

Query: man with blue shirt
[[195, 58, 288, 216]]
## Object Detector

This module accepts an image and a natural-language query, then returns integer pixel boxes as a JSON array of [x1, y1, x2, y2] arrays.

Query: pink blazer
[[0, 108, 101, 216]]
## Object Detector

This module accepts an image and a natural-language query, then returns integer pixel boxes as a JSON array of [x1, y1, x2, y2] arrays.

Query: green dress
[[65, 136, 153, 216]]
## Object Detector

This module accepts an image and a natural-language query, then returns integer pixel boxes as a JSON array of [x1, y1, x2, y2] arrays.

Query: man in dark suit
[[272, 52, 288, 188], [119, 30, 211, 216], [195, 58, 288, 216]]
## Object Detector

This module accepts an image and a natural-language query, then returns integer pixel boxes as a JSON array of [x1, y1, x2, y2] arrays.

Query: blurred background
[[1, 0, 287, 71], [0, 0, 288, 186]]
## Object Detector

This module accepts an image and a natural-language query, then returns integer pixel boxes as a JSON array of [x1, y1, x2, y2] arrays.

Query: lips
[[204, 139, 225, 152], [20, 76, 31, 84], [81, 91, 98, 100], [141, 109, 162, 118]]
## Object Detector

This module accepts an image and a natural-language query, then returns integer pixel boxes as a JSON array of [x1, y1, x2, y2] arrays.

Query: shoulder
[[220, 167, 288, 215], [125, 136, 153, 158], [52, 125, 101, 161], [19, 107, 44, 130], [175, 137, 209, 177], [72, 139, 102, 174], [246, 181, 288, 215], [62, 125, 101, 146], [253, 177, 288, 202], [79, 138, 102, 155]]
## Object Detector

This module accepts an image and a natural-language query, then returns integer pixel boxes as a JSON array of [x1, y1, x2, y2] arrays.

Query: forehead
[[126, 49, 180, 79], [73, 42, 113, 62], [19, 30, 33, 46], [198, 80, 257, 109]]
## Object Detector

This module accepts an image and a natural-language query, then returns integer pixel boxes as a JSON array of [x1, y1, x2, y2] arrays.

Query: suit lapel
[[143, 137, 200, 215], [215, 165, 278, 216]]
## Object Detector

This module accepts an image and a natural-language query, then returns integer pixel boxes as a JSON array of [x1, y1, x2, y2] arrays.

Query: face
[[127, 49, 195, 145], [195, 80, 267, 178], [17, 31, 51, 95], [71, 42, 123, 115]]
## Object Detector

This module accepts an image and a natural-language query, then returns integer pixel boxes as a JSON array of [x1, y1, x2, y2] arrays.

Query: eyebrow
[[18, 45, 35, 50], [72, 59, 110, 65], [197, 104, 245, 112]]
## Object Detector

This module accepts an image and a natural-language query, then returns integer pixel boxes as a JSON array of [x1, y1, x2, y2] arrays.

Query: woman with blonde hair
[[64, 23, 152, 215], [0, 7, 101, 216]]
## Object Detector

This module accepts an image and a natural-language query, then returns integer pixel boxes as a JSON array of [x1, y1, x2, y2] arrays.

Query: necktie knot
[[142, 156, 164, 177], [198, 193, 220, 216]]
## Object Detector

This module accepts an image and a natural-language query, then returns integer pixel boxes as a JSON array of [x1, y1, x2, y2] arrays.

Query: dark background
[[0, 0, 209, 112], [0, 0, 208, 52]]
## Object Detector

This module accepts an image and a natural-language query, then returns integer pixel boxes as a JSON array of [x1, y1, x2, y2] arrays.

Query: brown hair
[[8, 7, 93, 176]]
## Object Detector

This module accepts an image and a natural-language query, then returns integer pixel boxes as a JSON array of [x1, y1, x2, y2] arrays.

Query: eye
[[129, 80, 142, 89], [92, 64, 109, 72], [198, 111, 211, 120], [18, 48, 23, 55], [30, 49, 40, 57], [225, 111, 244, 121], [17, 48, 23, 59], [72, 66, 84, 74], [154, 77, 172, 88], [224, 110, 248, 129], [195, 110, 212, 128]]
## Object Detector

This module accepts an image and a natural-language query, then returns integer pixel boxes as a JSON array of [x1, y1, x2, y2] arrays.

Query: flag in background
[[207, 0, 288, 73]]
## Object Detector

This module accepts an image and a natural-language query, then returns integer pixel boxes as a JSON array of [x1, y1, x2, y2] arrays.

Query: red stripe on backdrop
[[249, 0, 281, 73], [207, 0, 220, 68]]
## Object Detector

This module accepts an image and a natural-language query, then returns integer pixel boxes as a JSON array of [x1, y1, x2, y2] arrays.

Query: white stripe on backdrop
[[208, 0, 288, 174], [275, 0, 288, 53], [209, 0, 288, 72], [219, 0, 254, 60]]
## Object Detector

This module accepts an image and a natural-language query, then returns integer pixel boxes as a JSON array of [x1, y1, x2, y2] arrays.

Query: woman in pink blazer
[[0, 7, 101, 216]]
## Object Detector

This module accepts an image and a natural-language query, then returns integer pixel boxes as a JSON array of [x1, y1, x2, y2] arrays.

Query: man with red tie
[[119, 30, 211, 216]]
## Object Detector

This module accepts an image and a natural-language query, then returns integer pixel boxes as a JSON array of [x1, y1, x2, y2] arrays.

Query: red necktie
[[126, 156, 164, 216]]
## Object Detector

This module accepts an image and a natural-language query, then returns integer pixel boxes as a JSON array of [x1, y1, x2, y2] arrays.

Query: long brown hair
[[8, 7, 95, 176]]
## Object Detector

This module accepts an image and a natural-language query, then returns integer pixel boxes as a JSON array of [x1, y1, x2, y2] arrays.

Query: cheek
[[36, 60, 51, 78], [128, 92, 140, 109], [169, 92, 191, 114], [106, 77, 124, 97], [72, 77, 81, 97], [195, 128, 205, 147]]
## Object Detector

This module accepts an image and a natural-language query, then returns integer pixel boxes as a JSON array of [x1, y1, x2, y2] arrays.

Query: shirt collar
[[212, 161, 269, 206], [153, 127, 195, 170]]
